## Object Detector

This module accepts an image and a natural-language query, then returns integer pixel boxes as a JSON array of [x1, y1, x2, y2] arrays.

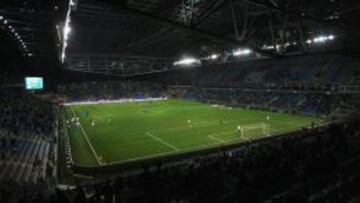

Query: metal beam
[[244, 0, 346, 31], [267, 0, 279, 8], [98, 0, 279, 57], [192, 0, 228, 26]]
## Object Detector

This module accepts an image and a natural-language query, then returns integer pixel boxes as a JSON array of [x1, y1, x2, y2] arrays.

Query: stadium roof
[[1, 0, 360, 76]]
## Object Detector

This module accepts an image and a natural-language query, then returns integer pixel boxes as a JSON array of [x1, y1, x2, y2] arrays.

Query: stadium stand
[[0, 90, 56, 202], [1, 0, 360, 202], [56, 81, 166, 102], [160, 54, 360, 119]]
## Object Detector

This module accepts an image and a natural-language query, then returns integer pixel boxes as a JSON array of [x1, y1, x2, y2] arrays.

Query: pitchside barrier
[[66, 120, 333, 175], [61, 97, 168, 106]]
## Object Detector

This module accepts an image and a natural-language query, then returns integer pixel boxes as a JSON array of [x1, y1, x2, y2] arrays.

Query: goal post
[[239, 123, 270, 139]]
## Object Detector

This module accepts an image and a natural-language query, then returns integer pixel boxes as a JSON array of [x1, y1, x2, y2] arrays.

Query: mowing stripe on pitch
[[70, 106, 102, 165], [146, 132, 179, 151]]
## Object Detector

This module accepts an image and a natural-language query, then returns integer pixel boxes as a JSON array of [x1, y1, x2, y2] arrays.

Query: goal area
[[239, 123, 270, 139]]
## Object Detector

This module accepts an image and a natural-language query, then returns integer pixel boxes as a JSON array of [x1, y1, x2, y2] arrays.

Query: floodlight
[[61, 52, 66, 62], [64, 25, 71, 36], [210, 54, 219, 60], [173, 58, 200, 66], [233, 49, 251, 56]]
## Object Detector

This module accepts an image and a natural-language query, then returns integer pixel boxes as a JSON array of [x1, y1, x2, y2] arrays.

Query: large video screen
[[25, 77, 44, 90]]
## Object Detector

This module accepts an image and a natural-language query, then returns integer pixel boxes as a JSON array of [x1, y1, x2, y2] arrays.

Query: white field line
[[72, 173, 94, 179], [98, 120, 216, 133], [207, 130, 250, 142], [208, 135, 226, 143], [111, 134, 250, 165], [111, 120, 309, 165], [110, 129, 249, 165], [70, 106, 102, 165], [208, 130, 237, 137], [146, 132, 179, 151]]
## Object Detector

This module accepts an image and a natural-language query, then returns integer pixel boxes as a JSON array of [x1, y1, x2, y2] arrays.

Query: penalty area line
[[146, 132, 179, 151], [208, 135, 226, 143], [111, 133, 254, 165]]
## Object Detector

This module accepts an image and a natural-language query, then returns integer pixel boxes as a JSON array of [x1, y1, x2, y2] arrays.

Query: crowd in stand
[[47, 118, 360, 203], [0, 90, 54, 136], [190, 54, 360, 89], [0, 89, 56, 203], [56, 81, 166, 102], [168, 87, 356, 116]]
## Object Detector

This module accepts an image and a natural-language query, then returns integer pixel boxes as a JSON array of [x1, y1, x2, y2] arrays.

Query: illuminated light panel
[[173, 58, 200, 66], [233, 48, 252, 56]]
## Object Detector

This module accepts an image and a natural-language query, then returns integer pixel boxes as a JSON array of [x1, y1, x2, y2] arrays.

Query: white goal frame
[[239, 123, 270, 139]]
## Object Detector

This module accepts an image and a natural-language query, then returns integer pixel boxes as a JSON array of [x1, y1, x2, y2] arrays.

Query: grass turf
[[66, 99, 323, 167]]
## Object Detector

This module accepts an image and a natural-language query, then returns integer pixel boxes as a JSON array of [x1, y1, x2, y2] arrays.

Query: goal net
[[239, 123, 270, 139]]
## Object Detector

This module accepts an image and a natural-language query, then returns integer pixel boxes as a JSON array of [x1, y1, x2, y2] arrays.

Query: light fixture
[[61, 52, 66, 62], [61, 0, 76, 63], [233, 48, 252, 56], [210, 54, 219, 60], [173, 57, 200, 66], [312, 35, 335, 44], [64, 26, 71, 38]]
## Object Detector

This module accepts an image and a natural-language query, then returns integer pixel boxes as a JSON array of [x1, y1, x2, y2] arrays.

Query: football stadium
[[1, 0, 360, 202]]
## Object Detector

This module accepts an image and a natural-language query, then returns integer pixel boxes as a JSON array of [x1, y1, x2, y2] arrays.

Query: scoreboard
[[25, 77, 44, 90]]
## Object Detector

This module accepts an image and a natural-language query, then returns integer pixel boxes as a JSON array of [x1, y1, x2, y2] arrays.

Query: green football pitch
[[65, 99, 323, 167]]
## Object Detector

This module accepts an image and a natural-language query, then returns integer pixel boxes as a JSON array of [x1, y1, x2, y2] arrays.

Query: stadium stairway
[[32, 142, 50, 184], [17, 138, 47, 184], [331, 101, 358, 118], [22, 140, 45, 183], [0, 136, 51, 185], [0, 137, 31, 181], [13, 137, 41, 182]]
